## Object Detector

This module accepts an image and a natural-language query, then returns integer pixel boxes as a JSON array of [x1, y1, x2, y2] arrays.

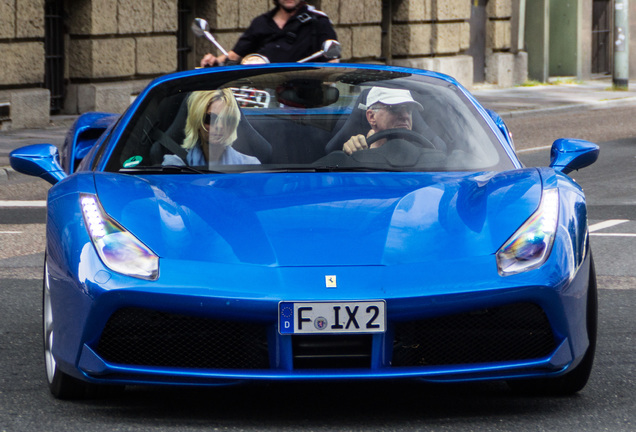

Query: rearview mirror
[[276, 79, 340, 108]]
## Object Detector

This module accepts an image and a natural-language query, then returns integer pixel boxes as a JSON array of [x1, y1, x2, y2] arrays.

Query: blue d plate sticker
[[280, 303, 294, 333], [123, 156, 142, 168]]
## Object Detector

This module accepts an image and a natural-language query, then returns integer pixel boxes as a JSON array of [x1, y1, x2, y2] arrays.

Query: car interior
[[108, 70, 509, 173]]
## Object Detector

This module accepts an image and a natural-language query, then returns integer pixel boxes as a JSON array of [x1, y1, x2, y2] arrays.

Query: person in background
[[200, 0, 339, 66], [163, 89, 260, 167]]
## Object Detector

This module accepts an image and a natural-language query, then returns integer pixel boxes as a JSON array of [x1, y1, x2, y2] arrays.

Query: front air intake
[[392, 302, 556, 367], [96, 308, 269, 369]]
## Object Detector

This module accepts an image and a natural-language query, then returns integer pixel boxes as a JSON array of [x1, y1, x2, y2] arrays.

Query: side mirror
[[298, 40, 341, 62], [191, 18, 209, 37], [10, 144, 67, 185], [191, 18, 229, 56], [549, 138, 599, 174], [322, 39, 341, 60]]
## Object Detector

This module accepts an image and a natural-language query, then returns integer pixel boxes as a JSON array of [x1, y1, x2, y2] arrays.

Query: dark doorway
[[468, 0, 488, 83], [592, 0, 612, 75], [177, 0, 194, 71], [44, 0, 65, 113]]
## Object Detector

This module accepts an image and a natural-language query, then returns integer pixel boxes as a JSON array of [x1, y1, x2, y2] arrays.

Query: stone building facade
[[0, 0, 522, 130]]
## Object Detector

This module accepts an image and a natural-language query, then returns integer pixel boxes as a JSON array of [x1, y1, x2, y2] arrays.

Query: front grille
[[392, 302, 556, 367], [293, 334, 372, 369], [96, 308, 269, 369]]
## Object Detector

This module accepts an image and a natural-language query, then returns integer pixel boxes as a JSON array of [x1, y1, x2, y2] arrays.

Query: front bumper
[[50, 248, 591, 386], [76, 300, 574, 386]]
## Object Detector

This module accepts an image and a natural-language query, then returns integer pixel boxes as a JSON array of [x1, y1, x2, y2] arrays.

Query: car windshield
[[106, 66, 514, 174]]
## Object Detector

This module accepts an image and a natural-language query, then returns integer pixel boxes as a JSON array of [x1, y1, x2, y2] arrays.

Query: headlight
[[496, 188, 559, 276], [80, 194, 159, 280]]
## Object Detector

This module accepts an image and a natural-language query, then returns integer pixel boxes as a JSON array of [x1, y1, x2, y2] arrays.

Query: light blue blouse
[[163, 143, 260, 167]]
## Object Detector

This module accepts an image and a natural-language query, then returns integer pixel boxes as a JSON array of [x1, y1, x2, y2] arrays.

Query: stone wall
[[63, 0, 178, 114], [0, 0, 49, 129], [485, 0, 527, 87], [64, 0, 178, 78], [390, 0, 473, 88]]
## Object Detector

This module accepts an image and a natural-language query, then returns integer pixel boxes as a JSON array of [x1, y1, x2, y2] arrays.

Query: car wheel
[[508, 254, 597, 396], [43, 259, 88, 399]]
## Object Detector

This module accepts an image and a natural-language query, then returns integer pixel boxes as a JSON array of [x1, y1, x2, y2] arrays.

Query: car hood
[[94, 170, 542, 267]]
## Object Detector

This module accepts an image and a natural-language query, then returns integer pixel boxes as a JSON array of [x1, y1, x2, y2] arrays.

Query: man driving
[[342, 87, 423, 155]]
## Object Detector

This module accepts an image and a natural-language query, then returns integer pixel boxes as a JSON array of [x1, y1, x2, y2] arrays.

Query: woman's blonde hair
[[182, 89, 240, 150]]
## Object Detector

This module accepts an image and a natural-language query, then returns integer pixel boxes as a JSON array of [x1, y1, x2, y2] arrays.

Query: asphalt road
[[1, 107, 635, 431]]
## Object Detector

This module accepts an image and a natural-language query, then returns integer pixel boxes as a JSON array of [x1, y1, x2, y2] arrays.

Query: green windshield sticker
[[123, 156, 142, 168]]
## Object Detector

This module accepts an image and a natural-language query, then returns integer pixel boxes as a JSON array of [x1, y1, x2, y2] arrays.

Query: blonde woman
[[163, 89, 260, 166]]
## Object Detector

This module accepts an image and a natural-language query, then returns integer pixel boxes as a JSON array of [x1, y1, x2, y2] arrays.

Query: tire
[[43, 258, 125, 399], [508, 254, 598, 396], [43, 258, 89, 399]]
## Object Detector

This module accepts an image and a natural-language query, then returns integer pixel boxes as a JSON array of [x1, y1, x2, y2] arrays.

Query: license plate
[[278, 301, 386, 335]]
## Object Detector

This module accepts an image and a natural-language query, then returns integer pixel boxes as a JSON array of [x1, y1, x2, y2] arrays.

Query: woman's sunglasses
[[203, 112, 219, 125]]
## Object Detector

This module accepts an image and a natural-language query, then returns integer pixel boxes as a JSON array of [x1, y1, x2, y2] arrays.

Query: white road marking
[[0, 231, 22, 234], [589, 219, 629, 232], [591, 233, 636, 237], [516, 145, 552, 154], [0, 200, 47, 207]]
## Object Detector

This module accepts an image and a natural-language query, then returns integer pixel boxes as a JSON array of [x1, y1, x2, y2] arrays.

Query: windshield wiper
[[119, 165, 225, 174]]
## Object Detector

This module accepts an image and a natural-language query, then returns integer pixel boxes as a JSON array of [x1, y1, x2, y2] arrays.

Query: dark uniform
[[232, 4, 338, 63]]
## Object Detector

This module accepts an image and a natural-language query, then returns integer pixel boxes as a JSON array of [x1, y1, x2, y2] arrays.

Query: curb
[[491, 95, 636, 119], [0, 166, 18, 185], [0, 166, 9, 183]]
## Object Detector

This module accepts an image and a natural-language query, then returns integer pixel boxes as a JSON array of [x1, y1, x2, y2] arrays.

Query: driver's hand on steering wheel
[[343, 130, 376, 155]]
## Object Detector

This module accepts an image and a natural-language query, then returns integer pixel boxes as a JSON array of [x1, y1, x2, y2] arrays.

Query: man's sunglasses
[[203, 112, 219, 125], [381, 104, 414, 114]]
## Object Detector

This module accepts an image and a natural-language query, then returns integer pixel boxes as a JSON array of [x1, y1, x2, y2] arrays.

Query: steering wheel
[[365, 128, 435, 149]]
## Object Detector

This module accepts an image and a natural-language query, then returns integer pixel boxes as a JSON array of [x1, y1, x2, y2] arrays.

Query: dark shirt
[[232, 4, 338, 63]]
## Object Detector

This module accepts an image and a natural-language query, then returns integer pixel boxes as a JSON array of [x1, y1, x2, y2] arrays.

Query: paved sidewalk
[[2, 78, 636, 182], [473, 78, 636, 118]]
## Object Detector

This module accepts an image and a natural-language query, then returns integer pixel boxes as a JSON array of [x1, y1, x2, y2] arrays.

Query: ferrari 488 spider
[[10, 63, 599, 399]]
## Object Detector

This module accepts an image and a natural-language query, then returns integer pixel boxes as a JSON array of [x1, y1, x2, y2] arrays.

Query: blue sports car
[[10, 63, 599, 399]]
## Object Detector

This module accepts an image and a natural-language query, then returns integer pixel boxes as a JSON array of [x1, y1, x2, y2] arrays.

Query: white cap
[[365, 87, 423, 110]]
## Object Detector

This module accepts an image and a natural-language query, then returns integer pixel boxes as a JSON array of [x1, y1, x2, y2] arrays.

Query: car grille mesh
[[94, 303, 555, 372], [392, 302, 556, 367], [96, 308, 269, 369]]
